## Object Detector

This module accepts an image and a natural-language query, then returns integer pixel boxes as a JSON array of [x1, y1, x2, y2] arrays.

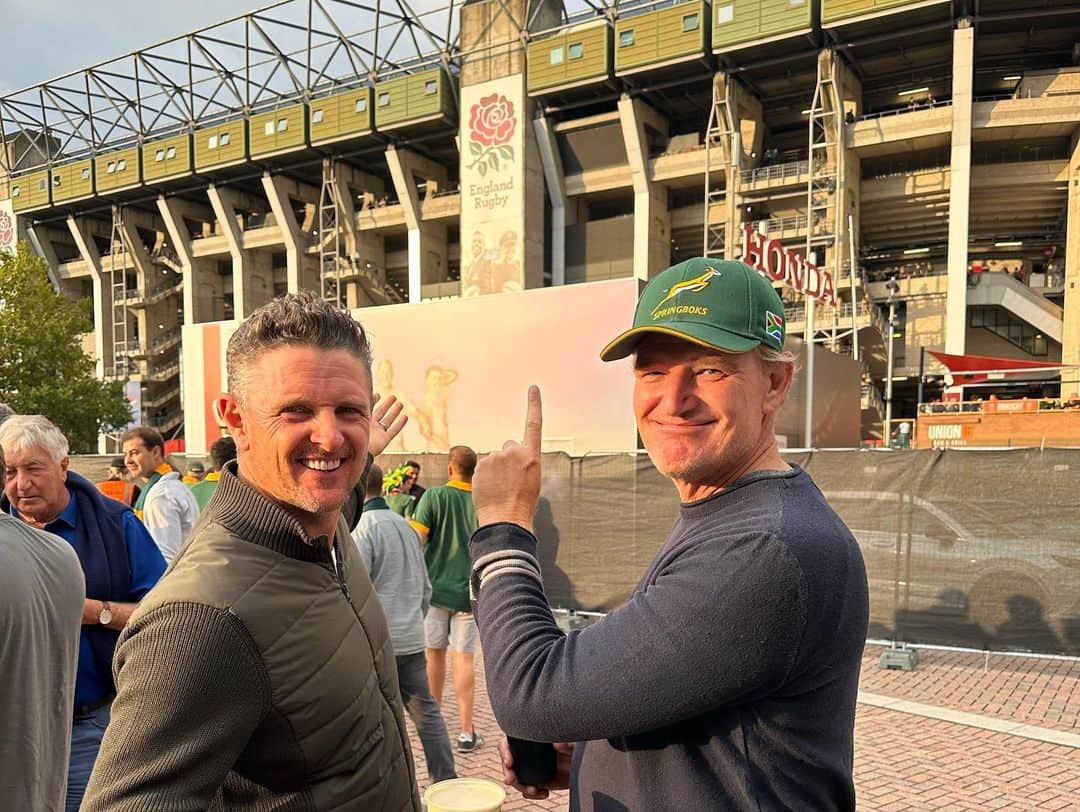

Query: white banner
[[459, 74, 526, 297]]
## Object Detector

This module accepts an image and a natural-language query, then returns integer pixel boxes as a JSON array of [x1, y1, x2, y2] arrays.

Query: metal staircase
[[318, 158, 345, 307], [703, 73, 735, 259], [108, 205, 130, 379], [804, 50, 848, 348], [318, 158, 404, 307]]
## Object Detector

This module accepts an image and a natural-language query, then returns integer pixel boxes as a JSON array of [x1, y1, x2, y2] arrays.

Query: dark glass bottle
[[508, 736, 557, 786]]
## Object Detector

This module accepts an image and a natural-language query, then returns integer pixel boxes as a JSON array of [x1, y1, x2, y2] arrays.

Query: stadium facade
[[1, 0, 1078, 454]]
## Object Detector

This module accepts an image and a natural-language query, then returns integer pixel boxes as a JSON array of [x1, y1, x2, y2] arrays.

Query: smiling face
[[221, 344, 373, 539], [633, 334, 792, 501], [4, 444, 71, 526], [123, 437, 163, 479]]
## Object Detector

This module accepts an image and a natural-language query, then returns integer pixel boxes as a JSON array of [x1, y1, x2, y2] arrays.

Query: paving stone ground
[[407, 643, 1079, 810]]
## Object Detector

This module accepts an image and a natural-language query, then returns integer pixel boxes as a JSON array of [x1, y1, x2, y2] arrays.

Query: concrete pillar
[[158, 196, 209, 325], [26, 225, 62, 291], [261, 173, 305, 294], [66, 217, 111, 380], [458, 0, 546, 296], [386, 145, 448, 302], [206, 185, 249, 319], [716, 73, 765, 260], [945, 21, 975, 356], [1062, 133, 1080, 393], [618, 94, 670, 280], [533, 113, 565, 285]]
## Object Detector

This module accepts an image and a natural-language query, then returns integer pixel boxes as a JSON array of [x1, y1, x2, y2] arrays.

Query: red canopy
[[928, 351, 1064, 385]]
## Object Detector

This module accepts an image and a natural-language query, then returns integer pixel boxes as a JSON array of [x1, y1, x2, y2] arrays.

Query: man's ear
[[762, 361, 795, 417], [219, 394, 250, 452]]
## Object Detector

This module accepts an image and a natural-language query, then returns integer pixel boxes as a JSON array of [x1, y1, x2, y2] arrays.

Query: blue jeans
[[67, 704, 110, 812], [397, 652, 456, 782]]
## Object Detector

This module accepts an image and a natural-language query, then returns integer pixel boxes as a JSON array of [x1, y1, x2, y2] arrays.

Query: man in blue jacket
[[0, 415, 166, 811], [469, 259, 869, 811]]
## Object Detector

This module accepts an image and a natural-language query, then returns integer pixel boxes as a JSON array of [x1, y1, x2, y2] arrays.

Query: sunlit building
[[1, 0, 1077, 452]]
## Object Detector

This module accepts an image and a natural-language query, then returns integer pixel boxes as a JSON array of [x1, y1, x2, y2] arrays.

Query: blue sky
[[0, 0, 277, 93]]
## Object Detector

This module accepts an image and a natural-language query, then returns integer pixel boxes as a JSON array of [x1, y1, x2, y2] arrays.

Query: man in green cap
[[468, 258, 869, 811]]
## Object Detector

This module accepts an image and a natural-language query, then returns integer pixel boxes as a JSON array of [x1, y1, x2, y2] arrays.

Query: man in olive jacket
[[83, 292, 415, 810]]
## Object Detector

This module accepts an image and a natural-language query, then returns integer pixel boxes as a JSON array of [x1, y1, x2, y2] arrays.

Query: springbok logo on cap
[[650, 266, 722, 319]]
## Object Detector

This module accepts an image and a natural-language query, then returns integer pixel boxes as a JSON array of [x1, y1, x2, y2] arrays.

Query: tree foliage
[[0, 244, 133, 451]]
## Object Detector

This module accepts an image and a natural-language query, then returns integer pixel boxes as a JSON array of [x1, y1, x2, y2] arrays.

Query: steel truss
[[0, 0, 464, 174]]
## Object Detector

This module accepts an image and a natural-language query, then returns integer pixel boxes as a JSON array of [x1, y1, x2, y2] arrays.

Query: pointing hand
[[472, 386, 542, 530]]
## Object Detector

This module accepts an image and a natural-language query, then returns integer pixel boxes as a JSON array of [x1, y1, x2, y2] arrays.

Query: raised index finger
[[523, 384, 542, 450]]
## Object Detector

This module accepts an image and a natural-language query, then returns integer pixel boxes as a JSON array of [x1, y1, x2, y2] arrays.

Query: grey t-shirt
[[0, 514, 85, 811], [353, 503, 431, 656]]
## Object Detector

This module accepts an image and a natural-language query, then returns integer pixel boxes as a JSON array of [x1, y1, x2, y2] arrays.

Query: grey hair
[[226, 290, 373, 401], [759, 346, 798, 365], [0, 414, 70, 464]]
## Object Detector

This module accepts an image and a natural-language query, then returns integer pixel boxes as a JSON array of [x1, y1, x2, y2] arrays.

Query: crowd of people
[[1, 260, 870, 811]]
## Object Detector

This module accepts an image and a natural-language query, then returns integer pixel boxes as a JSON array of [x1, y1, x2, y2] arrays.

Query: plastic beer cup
[[423, 778, 506, 812]]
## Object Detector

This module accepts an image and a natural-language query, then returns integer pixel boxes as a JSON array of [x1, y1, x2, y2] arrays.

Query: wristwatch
[[98, 601, 113, 626]]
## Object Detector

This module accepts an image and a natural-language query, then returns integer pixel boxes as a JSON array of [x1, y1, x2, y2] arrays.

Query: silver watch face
[[99, 605, 113, 625]]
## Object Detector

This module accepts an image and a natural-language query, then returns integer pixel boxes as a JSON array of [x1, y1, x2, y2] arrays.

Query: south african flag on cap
[[765, 311, 784, 346]]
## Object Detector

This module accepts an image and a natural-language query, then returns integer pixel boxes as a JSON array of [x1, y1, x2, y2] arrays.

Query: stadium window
[[117, 159, 126, 171], [378, 92, 390, 107], [11, 185, 19, 197], [155, 149, 166, 162], [355, 97, 367, 112], [568, 43, 584, 60], [619, 30, 635, 47], [716, 4, 734, 24], [277, 118, 288, 132], [549, 46, 564, 65], [166, 146, 176, 159], [107, 162, 116, 174], [52, 175, 61, 187], [208, 135, 218, 150], [82, 166, 91, 178], [38, 178, 47, 190], [424, 80, 437, 95], [264, 121, 275, 136], [220, 132, 230, 146], [682, 13, 699, 32], [312, 108, 324, 123]]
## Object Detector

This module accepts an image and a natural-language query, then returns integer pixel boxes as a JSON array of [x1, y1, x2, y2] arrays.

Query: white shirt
[[142, 471, 200, 563]]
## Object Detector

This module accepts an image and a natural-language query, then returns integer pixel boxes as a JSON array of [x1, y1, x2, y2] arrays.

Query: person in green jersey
[[189, 436, 236, 512], [409, 445, 482, 753]]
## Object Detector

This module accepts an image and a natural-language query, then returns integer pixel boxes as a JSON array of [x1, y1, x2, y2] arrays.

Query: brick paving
[[861, 643, 1080, 733], [408, 645, 1079, 810]]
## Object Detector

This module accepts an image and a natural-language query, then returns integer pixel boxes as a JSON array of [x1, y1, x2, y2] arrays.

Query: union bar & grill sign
[[739, 223, 838, 307]]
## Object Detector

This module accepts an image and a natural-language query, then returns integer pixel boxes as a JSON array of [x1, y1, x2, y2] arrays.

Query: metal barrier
[[379, 448, 1080, 656], [740, 160, 809, 186]]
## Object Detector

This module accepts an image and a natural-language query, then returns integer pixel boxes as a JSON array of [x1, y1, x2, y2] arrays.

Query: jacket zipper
[[327, 541, 417, 806]]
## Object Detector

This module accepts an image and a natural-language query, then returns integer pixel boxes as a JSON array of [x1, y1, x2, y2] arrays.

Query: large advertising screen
[[183, 278, 641, 455]]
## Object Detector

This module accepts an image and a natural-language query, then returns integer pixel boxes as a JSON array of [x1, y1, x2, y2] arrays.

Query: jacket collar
[[207, 461, 334, 563]]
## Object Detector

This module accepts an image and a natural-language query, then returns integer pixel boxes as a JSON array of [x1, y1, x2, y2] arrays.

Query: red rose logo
[[0, 210, 13, 247], [467, 93, 517, 177], [469, 93, 516, 147]]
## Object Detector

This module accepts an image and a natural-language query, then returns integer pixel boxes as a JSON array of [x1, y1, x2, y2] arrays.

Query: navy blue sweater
[[469, 466, 868, 811]]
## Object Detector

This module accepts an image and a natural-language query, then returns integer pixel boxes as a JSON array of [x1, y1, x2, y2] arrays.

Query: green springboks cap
[[600, 258, 787, 361]]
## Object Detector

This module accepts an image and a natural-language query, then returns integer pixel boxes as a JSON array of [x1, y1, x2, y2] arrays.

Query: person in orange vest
[[96, 457, 141, 507]]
